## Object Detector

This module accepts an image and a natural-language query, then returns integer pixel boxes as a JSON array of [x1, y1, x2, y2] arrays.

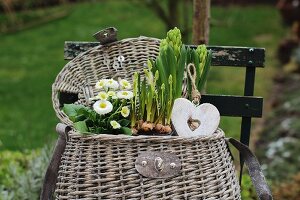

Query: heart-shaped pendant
[[171, 98, 220, 137]]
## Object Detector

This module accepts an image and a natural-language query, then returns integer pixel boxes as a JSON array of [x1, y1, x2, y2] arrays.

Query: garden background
[[1, 0, 300, 199]]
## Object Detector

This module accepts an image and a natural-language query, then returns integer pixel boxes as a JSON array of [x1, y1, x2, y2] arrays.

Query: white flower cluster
[[95, 78, 132, 90], [91, 78, 133, 129], [93, 78, 133, 100]]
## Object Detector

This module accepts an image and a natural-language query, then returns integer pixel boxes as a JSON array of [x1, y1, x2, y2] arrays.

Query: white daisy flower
[[110, 120, 121, 129], [117, 91, 133, 99], [107, 91, 117, 99], [106, 79, 119, 90], [96, 91, 108, 100], [95, 79, 108, 90], [119, 79, 132, 89], [121, 106, 130, 117], [93, 100, 113, 115]]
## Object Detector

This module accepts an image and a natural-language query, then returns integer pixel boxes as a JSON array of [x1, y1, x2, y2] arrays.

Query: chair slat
[[201, 94, 263, 117], [208, 46, 264, 67], [64, 41, 265, 67]]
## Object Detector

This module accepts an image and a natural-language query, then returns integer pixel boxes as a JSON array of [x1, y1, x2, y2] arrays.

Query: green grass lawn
[[0, 1, 284, 151]]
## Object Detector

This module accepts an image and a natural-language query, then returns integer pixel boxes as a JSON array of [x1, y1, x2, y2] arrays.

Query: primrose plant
[[63, 78, 133, 135]]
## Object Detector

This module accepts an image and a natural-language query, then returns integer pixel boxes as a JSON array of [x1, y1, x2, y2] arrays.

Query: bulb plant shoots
[[131, 27, 212, 134]]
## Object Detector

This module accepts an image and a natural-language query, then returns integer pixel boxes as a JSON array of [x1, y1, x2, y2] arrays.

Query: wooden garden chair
[[41, 27, 270, 199]]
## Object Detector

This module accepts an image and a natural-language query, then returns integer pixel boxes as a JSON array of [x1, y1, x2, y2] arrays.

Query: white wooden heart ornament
[[171, 98, 220, 137]]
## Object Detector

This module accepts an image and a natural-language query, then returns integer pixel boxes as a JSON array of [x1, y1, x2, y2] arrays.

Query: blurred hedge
[[0, 0, 84, 13], [0, 5, 69, 33], [1, 0, 276, 14], [0, 146, 51, 200], [212, 0, 276, 6]]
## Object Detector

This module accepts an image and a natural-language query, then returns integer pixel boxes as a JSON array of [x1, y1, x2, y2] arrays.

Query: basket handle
[[227, 138, 273, 200], [40, 123, 71, 200]]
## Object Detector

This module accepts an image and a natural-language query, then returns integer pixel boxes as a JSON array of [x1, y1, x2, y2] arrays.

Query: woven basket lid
[[52, 36, 160, 125]]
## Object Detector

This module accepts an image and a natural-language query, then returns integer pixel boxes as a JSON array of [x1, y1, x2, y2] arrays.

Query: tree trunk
[[167, 0, 180, 30], [2, 0, 17, 25], [182, 0, 190, 43], [136, 0, 192, 43], [192, 0, 210, 45]]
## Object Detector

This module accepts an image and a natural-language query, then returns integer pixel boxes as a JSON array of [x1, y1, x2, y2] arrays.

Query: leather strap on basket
[[40, 123, 70, 200], [227, 138, 273, 200]]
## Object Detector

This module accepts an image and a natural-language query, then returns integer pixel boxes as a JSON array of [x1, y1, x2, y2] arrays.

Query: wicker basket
[[43, 36, 272, 200], [54, 129, 240, 199]]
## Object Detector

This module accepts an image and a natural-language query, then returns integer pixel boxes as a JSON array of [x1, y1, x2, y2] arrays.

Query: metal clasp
[[154, 157, 164, 171], [135, 151, 181, 179]]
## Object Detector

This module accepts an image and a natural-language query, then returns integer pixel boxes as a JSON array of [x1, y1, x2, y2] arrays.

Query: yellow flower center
[[108, 91, 115, 96], [99, 102, 107, 108], [122, 91, 128, 95], [98, 81, 105, 86]]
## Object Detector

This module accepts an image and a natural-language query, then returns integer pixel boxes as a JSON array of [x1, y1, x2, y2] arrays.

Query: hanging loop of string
[[187, 63, 201, 106]]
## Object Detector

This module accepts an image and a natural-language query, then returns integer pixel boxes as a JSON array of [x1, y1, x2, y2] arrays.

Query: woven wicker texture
[[53, 36, 241, 199], [52, 37, 160, 125], [55, 129, 240, 200]]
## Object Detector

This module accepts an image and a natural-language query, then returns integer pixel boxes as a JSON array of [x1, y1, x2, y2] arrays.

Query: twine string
[[187, 63, 201, 105]]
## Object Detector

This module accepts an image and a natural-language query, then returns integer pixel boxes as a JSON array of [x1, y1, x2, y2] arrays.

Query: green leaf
[[161, 48, 170, 76], [165, 46, 177, 98], [193, 50, 201, 87], [166, 46, 176, 76], [63, 104, 85, 122], [198, 50, 212, 91], [140, 78, 147, 120], [74, 121, 89, 133], [69, 116, 76, 122], [77, 107, 91, 115], [75, 114, 87, 122], [176, 46, 187, 98], [97, 119, 107, 128], [88, 111, 97, 122], [85, 119, 94, 127], [95, 127, 106, 134], [120, 127, 132, 136], [137, 72, 141, 95], [118, 119, 130, 127], [156, 55, 169, 92], [186, 46, 193, 64]]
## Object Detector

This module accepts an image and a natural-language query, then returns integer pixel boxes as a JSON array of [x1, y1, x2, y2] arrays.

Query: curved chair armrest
[[40, 123, 71, 200]]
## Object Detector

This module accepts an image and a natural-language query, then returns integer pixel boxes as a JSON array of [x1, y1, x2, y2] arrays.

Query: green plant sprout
[[131, 27, 212, 134]]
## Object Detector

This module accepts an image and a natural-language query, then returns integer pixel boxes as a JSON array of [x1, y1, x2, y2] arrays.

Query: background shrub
[[0, 145, 51, 200]]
